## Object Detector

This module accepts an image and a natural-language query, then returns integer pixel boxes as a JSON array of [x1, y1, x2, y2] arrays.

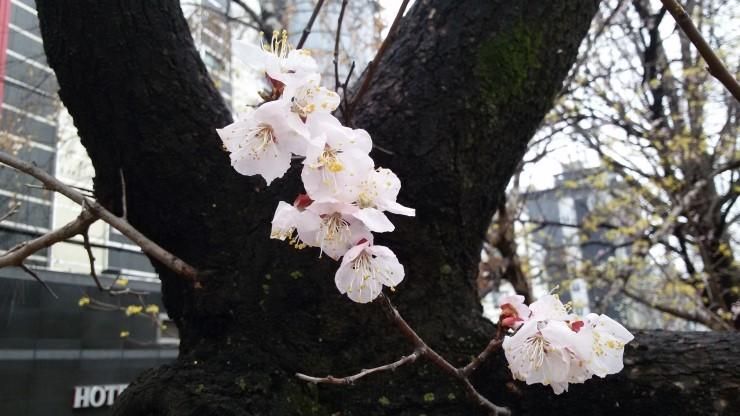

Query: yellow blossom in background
[[145, 304, 160, 315], [114, 277, 129, 286], [125, 305, 143, 316], [120, 331, 130, 338], [78, 296, 90, 307]]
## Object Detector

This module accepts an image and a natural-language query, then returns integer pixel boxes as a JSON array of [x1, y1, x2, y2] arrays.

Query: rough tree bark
[[35, 0, 739, 415]]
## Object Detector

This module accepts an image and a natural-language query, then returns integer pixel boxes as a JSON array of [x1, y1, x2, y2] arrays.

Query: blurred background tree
[[480, 0, 739, 331]]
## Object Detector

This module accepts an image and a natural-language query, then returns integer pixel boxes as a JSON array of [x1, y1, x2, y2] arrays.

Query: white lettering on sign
[[73, 384, 128, 409]]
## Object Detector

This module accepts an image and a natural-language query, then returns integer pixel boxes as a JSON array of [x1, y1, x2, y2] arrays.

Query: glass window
[[0, 109, 57, 145], [10, 4, 41, 38], [7, 30, 46, 65], [3, 83, 58, 118]]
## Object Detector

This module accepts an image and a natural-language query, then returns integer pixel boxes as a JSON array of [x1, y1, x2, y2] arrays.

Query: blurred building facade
[[522, 164, 704, 330], [0, 1, 232, 414], [524, 165, 622, 318], [0, 1, 382, 412]]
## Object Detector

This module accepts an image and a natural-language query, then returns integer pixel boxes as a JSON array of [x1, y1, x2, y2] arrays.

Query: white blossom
[[581, 313, 634, 378], [270, 194, 314, 244], [334, 241, 404, 303], [217, 100, 308, 184], [294, 202, 374, 260], [503, 319, 582, 394], [226, 29, 415, 304], [301, 115, 375, 203], [283, 75, 340, 120], [502, 294, 634, 394], [233, 30, 318, 84]]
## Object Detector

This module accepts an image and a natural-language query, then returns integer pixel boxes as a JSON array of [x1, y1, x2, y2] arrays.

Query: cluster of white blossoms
[[499, 294, 634, 394], [217, 31, 414, 303]]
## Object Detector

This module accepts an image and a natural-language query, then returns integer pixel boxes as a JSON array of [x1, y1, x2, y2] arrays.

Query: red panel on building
[[0, 0, 10, 105]]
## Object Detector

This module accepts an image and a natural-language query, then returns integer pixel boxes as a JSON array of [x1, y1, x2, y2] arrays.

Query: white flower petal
[[270, 202, 300, 240], [232, 41, 278, 74], [285, 49, 319, 74], [334, 243, 401, 303], [367, 245, 405, 287], [216, 118, 251, 153], [352, 207, 395, 232], [230, 138, 291, 185], [529, 294, 570, 321], [380, 200, 416, 216]]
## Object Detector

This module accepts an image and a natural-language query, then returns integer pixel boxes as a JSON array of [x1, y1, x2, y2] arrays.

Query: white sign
[[73, 384, 128, 409]]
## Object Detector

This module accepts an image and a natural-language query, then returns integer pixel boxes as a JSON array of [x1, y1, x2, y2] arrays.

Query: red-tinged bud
[[570, 320, 584, 333], [356, 238, 368, 245], [501, 303, 517, 317], [502, 316, 521, 328], [500, 303, 524, 328], [294, 193, 313, 209]]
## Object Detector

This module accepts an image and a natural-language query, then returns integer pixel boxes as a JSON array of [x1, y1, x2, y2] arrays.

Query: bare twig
[[296, 348, 422, 385], [377, 294, 509, 414], [296, 292, 508, 413], [659, 0, 740, 101], [338, 60, 356, 121], [621, 287, 731, 330], [119, 168, 128, 220], [461, 336, 503, 377], [0, 210, 96, 270], [333, 0, 349, 92], [81, 224, 103, 291], [0, 150, 199, 281], [26, 182, 94, 196], [0, 201, 20, 223], [20, 264, 58, 299], [296, 0, 326, 49], [230, 0, 270, 33], [346, 0, 411, 120]]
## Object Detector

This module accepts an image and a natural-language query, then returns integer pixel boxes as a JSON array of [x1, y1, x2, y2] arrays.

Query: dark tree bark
[[35, 0, 740, 415]]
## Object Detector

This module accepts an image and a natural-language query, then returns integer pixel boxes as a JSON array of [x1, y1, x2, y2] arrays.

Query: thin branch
[[119, 168, 128, 220], [26, 182, 94, 196], [81, 223, 103, 291], [0, 150, 199, 281], [296, 348, 422, 385], [346, 0, 411, 120], [339, 60, 355, 120], [659, 0, 740, 101], [0, 210, 96, 270], [229, 0, 270, 33], [621, 287, 731, 330], [296, 0, 326, 49], [20, 264, 58, 299], [296, 292, 509, 414], [461, 336, 503, 377], [0, 201, 20, 223], [377, 294, 510, 415], [333, 0, 349, 93]]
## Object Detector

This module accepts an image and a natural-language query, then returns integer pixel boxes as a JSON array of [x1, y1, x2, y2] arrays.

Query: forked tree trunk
[[35, 1, 739, 415]]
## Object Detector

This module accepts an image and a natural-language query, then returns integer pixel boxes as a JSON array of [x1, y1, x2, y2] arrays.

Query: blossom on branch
[[500, 293, 633, 394], [499, 294, 530, 329], [335, 240, 405, 303], [233, 29, 318, 85], [222, 30, 414, 303], [217, 100, 308, 185]]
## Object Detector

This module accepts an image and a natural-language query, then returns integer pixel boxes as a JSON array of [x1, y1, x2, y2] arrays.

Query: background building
[[0, 1, 232, 414], [0, 268, 175, 415], [0, 0, 58, 268], [0, 1, 384, 412], [524, 165, 622, 318]]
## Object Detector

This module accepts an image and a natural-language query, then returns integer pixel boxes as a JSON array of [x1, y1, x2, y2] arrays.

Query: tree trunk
[[35, 0, 740, 415]]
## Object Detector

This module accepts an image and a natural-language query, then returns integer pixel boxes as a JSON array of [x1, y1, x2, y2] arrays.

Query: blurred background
[[0, 0, 737, 414]]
